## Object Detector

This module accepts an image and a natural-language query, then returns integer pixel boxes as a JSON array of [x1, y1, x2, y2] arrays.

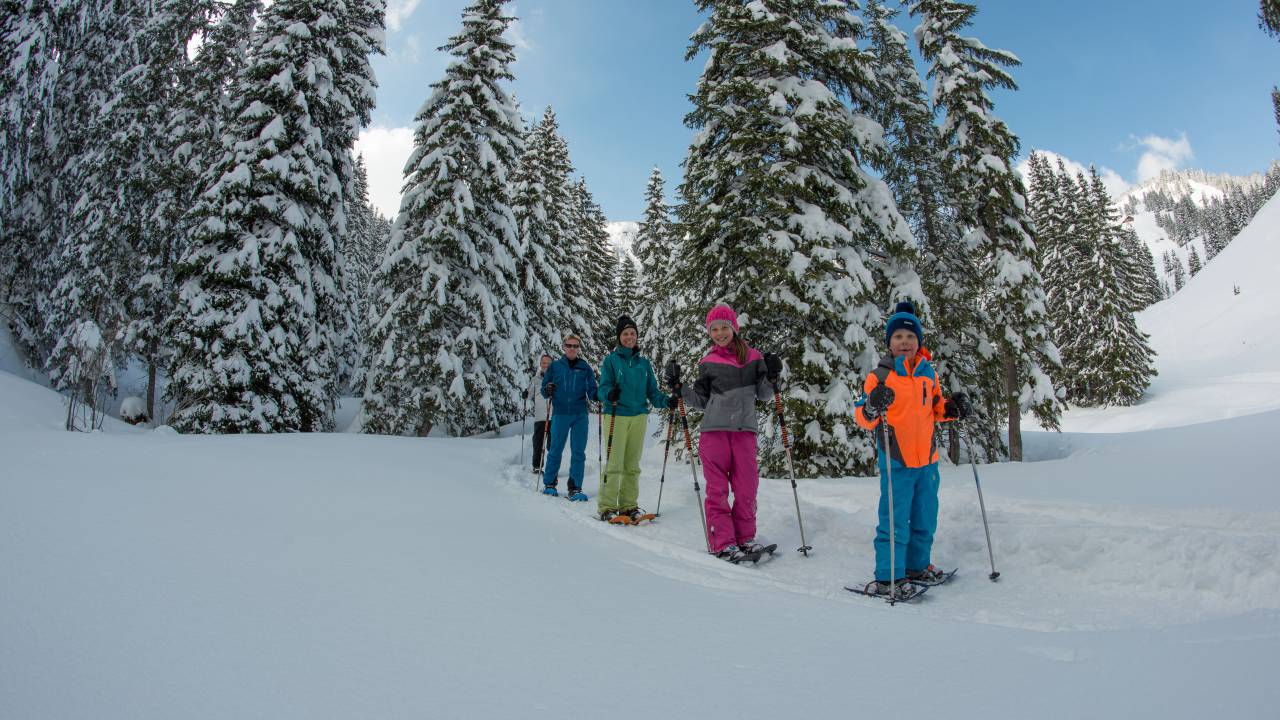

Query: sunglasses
[[564, 343, 580, 349]]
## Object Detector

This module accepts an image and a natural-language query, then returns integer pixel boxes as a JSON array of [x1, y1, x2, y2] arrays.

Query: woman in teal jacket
[[596, 315, 674, 522]]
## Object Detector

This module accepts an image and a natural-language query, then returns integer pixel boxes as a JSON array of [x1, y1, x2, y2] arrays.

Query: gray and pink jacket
[[681, 344, 774, 433]]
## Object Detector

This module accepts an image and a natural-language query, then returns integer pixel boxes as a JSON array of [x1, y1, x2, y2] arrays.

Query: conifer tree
[[1172, 254, 1187, 291], [913, 0, 1061, 459], [342, 155, 390, 392], [1188, 244, 1202, 276], [1262, 0, 1280, 139], [42, 2, 165, 415], [569, 177, 615, 361], [361, 0, 527, 437], [1026, 156, 1082, 398], [633, 167, 678, 371], [1119, 226, 1163, 310], [166, 0, 368, 433], [512, 108, 587, 362], [679, 0, 922, 476], [613, 251, 640, 317]]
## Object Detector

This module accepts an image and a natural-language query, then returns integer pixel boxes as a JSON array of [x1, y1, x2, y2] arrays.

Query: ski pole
[[772, 385, 811, 556], [676, 396, 711, 553], [654, 409, 675, 517], [961, 426, 1000, 581], [881, 420, 898, 604], [519, 385, 530, 466], [603, 404, 618, 507], [539, 398, 553, 493]]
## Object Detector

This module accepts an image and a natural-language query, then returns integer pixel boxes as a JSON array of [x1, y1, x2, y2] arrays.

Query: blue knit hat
[[884, 301, 923, 347]]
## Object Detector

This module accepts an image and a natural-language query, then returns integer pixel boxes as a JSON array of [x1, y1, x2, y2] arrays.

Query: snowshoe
[[737, 542, 778, 564], [714, 545, 746, 563], [620, 507, 656, 525], [567, 491, 588, 502], [906, 565, 957, 586], [599, 509, 619, 523], [845, 579, 927, 603], [542, 486, 559, 497]]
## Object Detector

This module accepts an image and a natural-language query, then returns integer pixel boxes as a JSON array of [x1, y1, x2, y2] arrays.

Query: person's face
[[619, 327, 637, 349], [890, 329, 919, 359], [539, 356, 551, 371], [709, 322, 734, 348], [563, 338, 581, 359]]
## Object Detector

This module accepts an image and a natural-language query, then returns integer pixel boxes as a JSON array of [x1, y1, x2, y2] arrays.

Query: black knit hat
[[616, 315, 638, 339]]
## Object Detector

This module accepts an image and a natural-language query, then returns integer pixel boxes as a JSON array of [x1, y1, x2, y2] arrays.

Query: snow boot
[[567, 483, 587, 502], [542, 485, 559, 497], [599, 509, 619, 522], [867, 579, 921, 602], [906, 565, 949, 584], [620, 507, 655, 524], [714, 545, 745, 563]]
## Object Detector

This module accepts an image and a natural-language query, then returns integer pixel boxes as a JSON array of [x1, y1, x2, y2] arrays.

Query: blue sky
[[356, 0, 1280, 220]]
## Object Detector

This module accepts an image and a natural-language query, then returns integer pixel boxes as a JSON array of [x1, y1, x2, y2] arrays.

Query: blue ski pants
[[543, 412, 588, 490], [874, 458, 941, 581]]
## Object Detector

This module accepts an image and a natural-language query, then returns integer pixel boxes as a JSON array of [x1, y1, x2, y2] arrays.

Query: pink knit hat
[[705, 303, 739, 332]]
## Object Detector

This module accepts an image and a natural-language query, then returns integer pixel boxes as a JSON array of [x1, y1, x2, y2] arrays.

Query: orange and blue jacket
[[854, 348, 953, 469]]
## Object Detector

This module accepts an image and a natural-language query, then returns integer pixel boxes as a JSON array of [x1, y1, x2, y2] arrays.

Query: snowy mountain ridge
[[1118, 166, 1274, 210]]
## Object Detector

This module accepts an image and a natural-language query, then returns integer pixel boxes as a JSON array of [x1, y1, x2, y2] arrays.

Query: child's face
[[889, 329, 919, 358], [709, 322, 734, 347]]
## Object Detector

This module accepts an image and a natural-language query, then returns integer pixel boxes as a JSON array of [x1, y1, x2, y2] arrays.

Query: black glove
[[545, 382, 557, 397], [944, 392, 971, 420], [666, 394, 680, 410], [607, 386, 621, 403], [663, 360, 682, 392], [864, 384, 894, 418], [763, 352, 782, 383]]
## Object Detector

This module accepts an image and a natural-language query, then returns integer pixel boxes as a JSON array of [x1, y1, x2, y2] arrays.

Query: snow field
[[503, 412, 1280, 633]]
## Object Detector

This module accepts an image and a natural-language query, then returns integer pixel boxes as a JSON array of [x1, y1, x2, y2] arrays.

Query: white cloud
[[385, 0, 423, 33], [1135, 133, 1194, 183], [355, 125, 415, 219], [1017, 150, 1131, 199], [507, 5, 533, 52]]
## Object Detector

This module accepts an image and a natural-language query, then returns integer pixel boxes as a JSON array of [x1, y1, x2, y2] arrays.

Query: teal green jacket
[[597, 346, 669, 417]]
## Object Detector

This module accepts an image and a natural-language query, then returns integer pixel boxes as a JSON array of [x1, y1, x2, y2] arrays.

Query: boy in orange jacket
[[855, 302, 970, 595]]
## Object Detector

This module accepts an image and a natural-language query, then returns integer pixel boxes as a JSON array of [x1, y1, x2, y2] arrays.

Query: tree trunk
[[1005, 355, 1022, 461], [947, 424, 960, 465], [146, 361, 157, 424]]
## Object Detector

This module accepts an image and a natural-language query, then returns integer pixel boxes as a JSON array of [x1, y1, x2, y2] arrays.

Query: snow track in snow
[[499, 413, 1280, 632]]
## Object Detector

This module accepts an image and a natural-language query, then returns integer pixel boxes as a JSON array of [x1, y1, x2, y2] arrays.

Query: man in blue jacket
[[541, 334, 598, 500]]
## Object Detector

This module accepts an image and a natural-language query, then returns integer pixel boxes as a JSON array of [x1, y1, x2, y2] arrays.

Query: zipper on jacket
[[921, 380, 927, 405]]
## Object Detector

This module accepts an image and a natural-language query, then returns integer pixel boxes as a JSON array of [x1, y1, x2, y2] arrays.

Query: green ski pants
[[598, 413, 649, 511]]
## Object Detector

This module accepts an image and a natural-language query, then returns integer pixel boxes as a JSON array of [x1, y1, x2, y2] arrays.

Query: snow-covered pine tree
[[865, 0, 994, 461], [569, 177, 616, 362], [1188, 244, 1202, 276], [155, 0, 261, 417], [632, 166, 679, 373], [1064, 167, 1156, 406], [361, 0, 528, 437], [1026, 155, 1081, 400], [613, 250, 640, 318], [0, 0, 64, 360], [1262, 0, 1280, 138], [166, 0, 360, 433], [512, 107, 587, 364], [1172, 252, 1187, 291], [42, 2, 166, 418], [678, 0, 922, 477], [342, 155, 390, 392], [913, 0, 1061, 460], [52, 1, 219, 423], [1118, 226, 1163, 311]]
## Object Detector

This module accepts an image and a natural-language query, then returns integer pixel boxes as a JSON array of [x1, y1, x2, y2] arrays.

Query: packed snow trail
[[2, 374, 1279, 719]]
